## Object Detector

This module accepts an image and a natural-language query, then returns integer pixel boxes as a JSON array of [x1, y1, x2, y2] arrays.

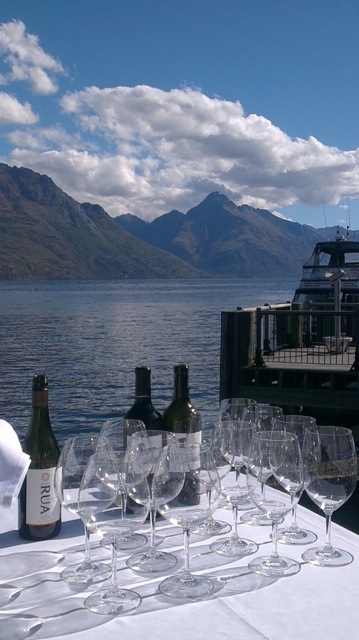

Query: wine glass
[[240, 404, 284, 526], [220, 397, 257, 422], [99, 417, 148, 551], [210, 421, 258, 558], [126, 430, 178, 573], [220, 417, 257, 510], [191, 411, 231, 536], [84, 444, 150, 614], [247, 430, 303, 577], [155, 441, 221, 599], [274, 415, 320, 545], [123, 417, 148, 448], [54, 434, 112, 585], [302, 426, 357, 567]]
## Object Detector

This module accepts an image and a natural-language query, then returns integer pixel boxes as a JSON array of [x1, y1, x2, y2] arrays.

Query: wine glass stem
[[183, 526, 191, 574], [232, 503, 239, 539], [325, 512, 333, 549], [260, 480, 265, 499], [149, 505, 157, 551], [110, 540, 118, 591], [122, 491, 128, 517], [270, 521, 280, 561], [291, 503, 299, 530], [83, 522, 92, 567]]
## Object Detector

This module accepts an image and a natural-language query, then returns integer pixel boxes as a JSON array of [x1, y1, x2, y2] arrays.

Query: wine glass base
[[302, 545, 354, 567], [84, 587, 142, 615], [210, 536, 258, 558], [275, 526, 317, 545], [60, 561, 111, 586], [240, 510, 272, 526], [101, 533, 147, 552], [224, 491, 259, 511], [127, 549, 177, 573], [248, 554, 300, 578], [159, 572, 214, 600], [192, 519, 232, 536]]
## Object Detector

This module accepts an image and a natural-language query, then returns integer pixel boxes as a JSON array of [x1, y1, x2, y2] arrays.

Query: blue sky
[[0, 1, 359, 229]]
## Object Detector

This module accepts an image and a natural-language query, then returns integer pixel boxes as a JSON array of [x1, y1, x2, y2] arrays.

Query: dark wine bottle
[[18, 375, 61, 541], [161, 363, 200, 442], [162, 364, 200, 506], [124, 367, 162, 429]]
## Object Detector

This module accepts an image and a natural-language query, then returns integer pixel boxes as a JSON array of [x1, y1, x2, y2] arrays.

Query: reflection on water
[[0, 278, 296, 443]]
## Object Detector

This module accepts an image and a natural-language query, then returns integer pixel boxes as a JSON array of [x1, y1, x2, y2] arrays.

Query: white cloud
[[0, 20, 64, 94], [0, 91, 37, 125], [272, 211, 293, 221], [7, 84, 359, 220], [7, 125, 89, 152]]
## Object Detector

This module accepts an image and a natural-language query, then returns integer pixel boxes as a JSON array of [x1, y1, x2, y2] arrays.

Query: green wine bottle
[[162, 363, 199, 442], [18, 375, 61, 541]]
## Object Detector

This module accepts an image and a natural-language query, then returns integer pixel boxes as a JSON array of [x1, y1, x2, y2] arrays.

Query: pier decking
[[220, 304, 359, 428]]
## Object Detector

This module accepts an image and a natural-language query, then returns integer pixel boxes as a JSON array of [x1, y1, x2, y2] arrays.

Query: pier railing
[[220, 303, 359, 417], [252, 304, 359, 371]]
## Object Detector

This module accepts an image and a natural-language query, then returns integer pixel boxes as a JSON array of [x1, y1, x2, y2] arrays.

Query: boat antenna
[[347, 196, 351, 238], [322, 200, 329, 239]]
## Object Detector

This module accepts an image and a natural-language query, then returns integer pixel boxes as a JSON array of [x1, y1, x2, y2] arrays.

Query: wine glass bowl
[[220, 397, 257, 422], [302, 426, 357, 567], [123, 417, 148, 447]]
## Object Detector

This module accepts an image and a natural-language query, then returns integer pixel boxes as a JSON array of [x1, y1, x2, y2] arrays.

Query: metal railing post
[[254, 307, 266, 367], [351, 309, 359, 372]]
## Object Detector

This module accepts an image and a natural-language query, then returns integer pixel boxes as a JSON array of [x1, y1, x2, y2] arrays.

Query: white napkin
[[0, 419, 31, 509]]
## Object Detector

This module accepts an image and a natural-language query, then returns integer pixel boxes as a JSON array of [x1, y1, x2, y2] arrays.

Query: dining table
[[1, 486, 358, 640]]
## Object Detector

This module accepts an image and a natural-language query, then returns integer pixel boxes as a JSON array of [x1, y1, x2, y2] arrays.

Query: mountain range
[[0, 163, 199, 280], [0, 162, 341, 281], [115, 193, 326, 277]]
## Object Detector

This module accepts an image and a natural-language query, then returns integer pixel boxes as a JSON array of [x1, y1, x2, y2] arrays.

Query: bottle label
[[187, 431, 202, 445], [174, 431, 202, 445], [169, 441, 201, 471], [26, 467, 60, 526], [32, 389, 48, 408]]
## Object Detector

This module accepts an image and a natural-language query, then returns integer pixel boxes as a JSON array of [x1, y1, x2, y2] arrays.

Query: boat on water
[[292, 227, 359, 351], [293, 227, 359, 310]]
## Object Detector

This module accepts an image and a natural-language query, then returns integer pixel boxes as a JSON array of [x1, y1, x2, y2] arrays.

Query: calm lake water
[[0, 278, 297, 443]]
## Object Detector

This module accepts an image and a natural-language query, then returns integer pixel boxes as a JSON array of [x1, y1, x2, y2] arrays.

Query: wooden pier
[[220, 304, 359, 432]]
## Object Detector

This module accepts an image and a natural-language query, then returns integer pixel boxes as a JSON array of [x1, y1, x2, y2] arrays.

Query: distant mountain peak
[[203, 191, 232, 205]]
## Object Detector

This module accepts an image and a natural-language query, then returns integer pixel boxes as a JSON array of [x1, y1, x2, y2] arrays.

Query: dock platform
[[220, 305, 359, 427]]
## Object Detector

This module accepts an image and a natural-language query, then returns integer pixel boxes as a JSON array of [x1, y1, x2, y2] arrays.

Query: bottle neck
[[174, 370, 190, 401], [135, 368, 151, 400], [30, 388, 51, 432], [32, 388, 48, 409]]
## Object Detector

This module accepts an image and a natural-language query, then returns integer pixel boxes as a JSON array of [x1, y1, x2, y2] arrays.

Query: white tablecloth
[[0, 494, 358, 640]]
